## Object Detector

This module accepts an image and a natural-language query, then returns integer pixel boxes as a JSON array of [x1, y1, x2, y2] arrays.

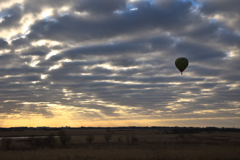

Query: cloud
[[200, 0, 240, 33], [201, 0, 240, 14], [21, 46, 50, 56], [23, 0, 71, 14], [0, 39, 8, 48], [24, 0, 198, 43], [0, 4, 23, 28], [74, 0, 127, 15]]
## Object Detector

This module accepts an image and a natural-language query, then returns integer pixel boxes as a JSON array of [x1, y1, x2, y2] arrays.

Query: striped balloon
[[175, 57, 189, 75]]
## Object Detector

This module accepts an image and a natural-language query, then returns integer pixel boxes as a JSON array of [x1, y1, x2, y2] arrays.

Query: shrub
[[131, 135, 138, 144], [44, 134, 56, 148], [118, 136, 122, 143], [27, 136, 44, 148], [104, 134, 112, 143], [58, 131, 71, 145], [175, 134, 186, 140], [1, 138, 12, 150], [126, 135, 130, 144], [86, 135, 94, 144]]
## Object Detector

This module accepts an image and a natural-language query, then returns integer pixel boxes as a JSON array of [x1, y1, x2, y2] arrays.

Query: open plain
[[0, 127, 240, 160]]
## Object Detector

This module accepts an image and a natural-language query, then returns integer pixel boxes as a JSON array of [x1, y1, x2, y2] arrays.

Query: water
[[0, 136, 59, 140]]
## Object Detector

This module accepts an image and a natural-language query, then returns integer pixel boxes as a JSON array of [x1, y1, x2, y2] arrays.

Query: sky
[[0, 0, 240, 128]]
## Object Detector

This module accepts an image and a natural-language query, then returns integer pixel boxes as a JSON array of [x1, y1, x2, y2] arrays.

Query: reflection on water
[[0, 136, 59, 140]]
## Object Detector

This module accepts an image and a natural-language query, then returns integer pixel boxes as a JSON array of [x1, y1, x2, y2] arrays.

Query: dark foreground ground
[[0, 127, 240, 160]]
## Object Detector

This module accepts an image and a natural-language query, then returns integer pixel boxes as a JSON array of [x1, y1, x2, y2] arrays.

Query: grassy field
[[1, 128, 240, 160]]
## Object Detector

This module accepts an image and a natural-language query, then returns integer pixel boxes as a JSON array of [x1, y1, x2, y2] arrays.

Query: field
[[1, 128, 240, 160]]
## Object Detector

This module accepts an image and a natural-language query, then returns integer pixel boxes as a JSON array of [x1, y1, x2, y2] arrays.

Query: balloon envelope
[[175, 57, 189, 75]]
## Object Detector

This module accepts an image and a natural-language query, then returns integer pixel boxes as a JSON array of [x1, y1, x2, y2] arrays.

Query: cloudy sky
[[0, 0, 239, 128]]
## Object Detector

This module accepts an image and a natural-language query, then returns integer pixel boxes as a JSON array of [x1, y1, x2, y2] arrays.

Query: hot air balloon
[[175, 57, 189, 75]]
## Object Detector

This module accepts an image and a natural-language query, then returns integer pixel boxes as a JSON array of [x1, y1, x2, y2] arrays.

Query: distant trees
[[27, 136, 43, 148], [26, 134, 56, 148], [27, 131, 71, 147]]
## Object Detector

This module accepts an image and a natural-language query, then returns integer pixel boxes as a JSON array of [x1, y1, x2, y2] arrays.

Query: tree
[[104, 134, 112, 143], [86, 135, 94, 144], [58, 131, 71, 145], [131, 135, 138, 144]]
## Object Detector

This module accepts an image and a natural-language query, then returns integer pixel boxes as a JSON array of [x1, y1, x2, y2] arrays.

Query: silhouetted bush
[[104, 134, 112, 143], [58, 131, 71, 145], [26, 136, 44, 148], [131, 135, 138, 144], [126, 135, 130, 144], [86, 135, 94, 144], [176, 134, 186, 140], [27, 135, 56, 148], [118, 136, 122, 143], [1, 138, 12, 150], [44, 134, 56, 148]]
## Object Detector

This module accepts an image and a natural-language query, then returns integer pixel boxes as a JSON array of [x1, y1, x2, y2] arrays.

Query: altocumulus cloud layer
[[0, 0, 240, 127]]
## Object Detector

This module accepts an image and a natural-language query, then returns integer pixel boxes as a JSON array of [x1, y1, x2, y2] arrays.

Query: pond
[[0, 136, 59, 140]]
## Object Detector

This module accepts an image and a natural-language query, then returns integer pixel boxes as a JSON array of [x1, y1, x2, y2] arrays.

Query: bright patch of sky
[[42, 9, 58, 22], [0, 10, 8, 19], [180, 0, 203, 7], [130, 7, 138, 11], [211, 19, 217, 23], [126, 4, 136, 11], [115, 0, 155, 14]]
